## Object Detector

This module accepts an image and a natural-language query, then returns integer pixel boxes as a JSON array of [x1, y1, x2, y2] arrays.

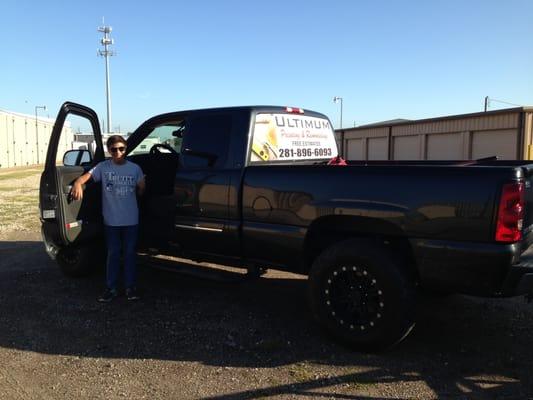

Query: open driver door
[[39, 102, 105, 277]]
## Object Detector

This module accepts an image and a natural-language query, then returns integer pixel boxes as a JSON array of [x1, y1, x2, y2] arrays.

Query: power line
[[484, 96, 522, 111]]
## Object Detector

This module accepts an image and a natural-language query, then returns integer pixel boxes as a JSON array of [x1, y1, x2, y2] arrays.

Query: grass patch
[[0, 169, 41, 182], [0, 192, 40, 232], [0, 166, 41, 232]]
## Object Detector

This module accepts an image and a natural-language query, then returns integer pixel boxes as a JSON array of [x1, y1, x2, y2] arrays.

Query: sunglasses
[[110, 146, 126, 153]]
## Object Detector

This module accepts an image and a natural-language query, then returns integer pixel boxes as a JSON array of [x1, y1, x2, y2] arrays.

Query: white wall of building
[[0, 110, 74, 168]]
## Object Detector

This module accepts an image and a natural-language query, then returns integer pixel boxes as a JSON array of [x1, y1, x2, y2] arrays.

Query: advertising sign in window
[[250, 113, 338, 163]]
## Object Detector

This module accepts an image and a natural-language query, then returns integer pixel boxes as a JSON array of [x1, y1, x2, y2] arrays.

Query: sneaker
[[126, 287, 141, 301], [98, 288, 118, 303]]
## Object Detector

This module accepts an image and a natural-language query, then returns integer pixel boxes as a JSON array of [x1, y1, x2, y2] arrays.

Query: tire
[[56, 244, 104, 278], [308, 239, 416, 352]]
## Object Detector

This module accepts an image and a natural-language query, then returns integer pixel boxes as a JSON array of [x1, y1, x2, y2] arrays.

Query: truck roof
[[141, 105, 329, 126]]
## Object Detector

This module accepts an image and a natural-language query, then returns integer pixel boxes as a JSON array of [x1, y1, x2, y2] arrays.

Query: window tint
[[180, 114, 232, 169], [130, 121, 184, 155]]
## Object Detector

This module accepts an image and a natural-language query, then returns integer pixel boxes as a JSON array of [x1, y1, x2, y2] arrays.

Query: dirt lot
[[1, 166, 533, 399]]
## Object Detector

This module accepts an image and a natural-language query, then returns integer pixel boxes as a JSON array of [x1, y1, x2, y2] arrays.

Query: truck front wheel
[[56, 244, 103, 278], [308, 239, 416, 351]]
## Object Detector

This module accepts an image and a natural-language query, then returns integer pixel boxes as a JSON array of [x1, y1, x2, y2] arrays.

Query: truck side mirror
[[172, 128, 184, 138], [63, 149, 92, 167]]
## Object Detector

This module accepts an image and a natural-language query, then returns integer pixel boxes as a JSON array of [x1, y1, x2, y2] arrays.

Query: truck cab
[[40, 102, 338, 274]]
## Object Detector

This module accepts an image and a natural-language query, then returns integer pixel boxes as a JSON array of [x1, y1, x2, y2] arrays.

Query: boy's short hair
[[106, 135, 127, 149]]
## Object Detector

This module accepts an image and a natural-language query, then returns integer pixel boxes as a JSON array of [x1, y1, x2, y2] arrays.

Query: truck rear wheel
[[56, 244, 103, 278], [308, 239, 416, 351]]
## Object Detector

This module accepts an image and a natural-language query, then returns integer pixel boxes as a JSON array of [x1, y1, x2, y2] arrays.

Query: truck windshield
[[250, 113, 338, 164]]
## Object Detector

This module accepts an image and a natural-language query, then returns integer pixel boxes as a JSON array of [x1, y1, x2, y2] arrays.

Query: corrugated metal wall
[[340, 108, 532, 161], [523, 111, 533, 159], [0, 110, 74, 168]]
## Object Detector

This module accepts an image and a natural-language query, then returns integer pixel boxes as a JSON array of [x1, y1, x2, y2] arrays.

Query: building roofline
[[0, 108, 56, 123], [339, 106, 533, 132]]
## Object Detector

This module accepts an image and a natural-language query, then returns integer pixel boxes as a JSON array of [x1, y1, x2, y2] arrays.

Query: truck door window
[[59, 115, 96, 166], [129, 121, 184, 156], [180, 115, 232, 169]]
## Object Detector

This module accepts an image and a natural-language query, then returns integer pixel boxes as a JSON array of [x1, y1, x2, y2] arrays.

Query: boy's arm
[[71, 172, 92, 200], [137, 176, 146, 196]]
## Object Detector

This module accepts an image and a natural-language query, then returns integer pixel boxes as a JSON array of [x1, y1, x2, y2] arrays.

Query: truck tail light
[[495, 182, 524, 243]]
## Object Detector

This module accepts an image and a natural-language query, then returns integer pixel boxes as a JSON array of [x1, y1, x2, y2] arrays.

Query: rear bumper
[[411, 239, 533, 297]]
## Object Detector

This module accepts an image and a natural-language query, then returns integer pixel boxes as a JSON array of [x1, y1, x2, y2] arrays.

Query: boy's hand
[[71, 182, 84, 201]]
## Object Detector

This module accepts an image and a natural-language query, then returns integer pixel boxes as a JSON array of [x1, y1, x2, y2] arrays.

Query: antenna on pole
[[98, 18, 115, 134]]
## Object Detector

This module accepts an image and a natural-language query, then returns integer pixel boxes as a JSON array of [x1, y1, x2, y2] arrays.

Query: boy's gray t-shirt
[[89, 160, 144, 226]]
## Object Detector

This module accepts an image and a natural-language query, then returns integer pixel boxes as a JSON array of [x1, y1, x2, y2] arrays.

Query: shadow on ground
[[0, 239, 532, 399]]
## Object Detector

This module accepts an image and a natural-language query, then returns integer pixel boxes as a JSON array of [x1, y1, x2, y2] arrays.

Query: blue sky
[[2, 0, 532, 132]]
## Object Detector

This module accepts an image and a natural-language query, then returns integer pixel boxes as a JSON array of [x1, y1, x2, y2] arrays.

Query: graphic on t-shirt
[[103, 172, 136, 197]]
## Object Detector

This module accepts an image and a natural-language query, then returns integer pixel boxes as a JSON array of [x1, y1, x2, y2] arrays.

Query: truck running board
[[137, 253, 261, 283]]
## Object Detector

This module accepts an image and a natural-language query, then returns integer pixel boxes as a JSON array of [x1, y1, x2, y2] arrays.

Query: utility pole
[[98, 20, 115, 134], [333, 96, 343, 129], [35, 105, 46, 164], [484, 96, 489, 112]]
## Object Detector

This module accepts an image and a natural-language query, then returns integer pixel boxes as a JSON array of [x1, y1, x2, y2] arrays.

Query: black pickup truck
[[40, 102, 533, 350]]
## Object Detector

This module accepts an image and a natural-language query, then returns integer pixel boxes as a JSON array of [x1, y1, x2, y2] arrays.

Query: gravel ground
[[0, 167, 533, 399]]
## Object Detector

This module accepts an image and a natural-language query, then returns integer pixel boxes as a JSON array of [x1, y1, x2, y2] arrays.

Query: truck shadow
[[0, 240, 532, 398]]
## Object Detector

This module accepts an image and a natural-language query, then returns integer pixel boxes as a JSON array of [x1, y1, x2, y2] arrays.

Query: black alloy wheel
[[308, 238, 416, 351], [56, 244, 103, 278], [325, 264, 384, 333]]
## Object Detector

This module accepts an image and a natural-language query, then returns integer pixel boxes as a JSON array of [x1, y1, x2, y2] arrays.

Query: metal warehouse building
[[337, 107, 533, 161], [0, 109, 74, 168]]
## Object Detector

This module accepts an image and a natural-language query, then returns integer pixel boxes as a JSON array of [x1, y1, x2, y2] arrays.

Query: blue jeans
[[104, 225, 139, 291]]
